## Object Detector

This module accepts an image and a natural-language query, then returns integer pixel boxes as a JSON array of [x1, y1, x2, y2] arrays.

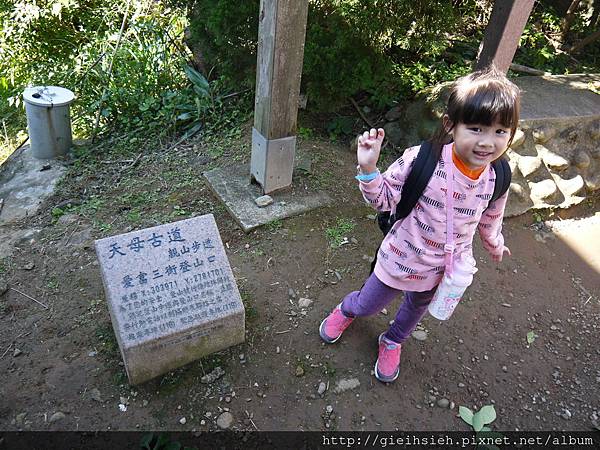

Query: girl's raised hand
[[357, 128, 385, 173]]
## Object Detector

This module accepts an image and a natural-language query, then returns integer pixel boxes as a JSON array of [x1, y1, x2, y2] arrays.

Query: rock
[[65, 229, 93, 249], [437, 398, 450, 408], [412, 330, 427, 341], [560, 409, 572, 420], [200, 366, 225, 384], [517, 156, 543, 177], [288, 288, 296, 299], [317, 382, 327, 395], [13, 348, 22, 357], [383, 122, 404, 146], [326, 405, 333, 414], [334, 378, 360, 393], [295, 366, 305, 377], [54, 198, 81, 210], [538, 145, 569, 170], [216, 412, 234, 429], [49, 412, 66, 423], [23, 262, 35, 270], [179, 417, 187, 425], [510, 129, 525, 148], [573, 151, 591, 169], [532, 125, 557, 144], [89, 388, 103, 403], [0, 279, 8, 296], [458, 382, 465, 388], [554, 174, 585, 197], [254, 195, 274, 208], [298, 298, 313, 309], [385, 107, 403, 122], [584, 173, 600, 191], [529, 179, 557, 200]]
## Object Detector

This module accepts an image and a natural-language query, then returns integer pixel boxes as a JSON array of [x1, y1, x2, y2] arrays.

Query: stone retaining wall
[[382, 74, 600, 217]]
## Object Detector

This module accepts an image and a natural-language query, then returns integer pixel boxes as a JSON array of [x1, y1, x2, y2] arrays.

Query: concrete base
[[204, 164, 332, 232], [0, 145, 67, 224]]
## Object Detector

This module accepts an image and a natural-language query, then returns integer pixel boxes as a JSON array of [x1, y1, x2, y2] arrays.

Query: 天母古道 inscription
[[95, 214, 245, 384]]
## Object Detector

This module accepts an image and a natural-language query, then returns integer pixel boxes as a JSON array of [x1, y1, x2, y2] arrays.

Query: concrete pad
[[0, 146, 67, 224], [204, 164, 332, 232], [516, 74, 600, 121], [548, 213, 600, 275]]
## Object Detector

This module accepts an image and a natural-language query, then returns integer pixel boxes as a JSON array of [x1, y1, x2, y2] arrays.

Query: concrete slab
[[0, 146, 67, 224], [204, 164, 332, 232], [516, 74, 600, 121], [548, 213, 600, 275]]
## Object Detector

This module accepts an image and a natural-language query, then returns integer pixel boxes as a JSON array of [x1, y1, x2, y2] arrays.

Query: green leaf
[[526, 331, 538, 344], [140, 433, 154, 449], [459, 406, 474, 425], [477, 405, 497, 425], [184, 65, 210, 92]]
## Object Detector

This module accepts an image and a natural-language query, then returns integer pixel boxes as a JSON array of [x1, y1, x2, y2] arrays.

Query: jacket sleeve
[[358, 146, 419, 213], [477, 190, 509, 258]]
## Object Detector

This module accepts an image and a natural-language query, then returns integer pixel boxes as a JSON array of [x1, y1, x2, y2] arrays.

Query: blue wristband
[[355, 170, 379, 182]]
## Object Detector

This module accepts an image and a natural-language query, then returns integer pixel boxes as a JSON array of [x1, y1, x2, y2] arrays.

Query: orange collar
[[452, 147, 485, 180]]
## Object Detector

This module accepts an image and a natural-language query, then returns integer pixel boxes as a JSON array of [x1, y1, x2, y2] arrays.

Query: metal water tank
[[23, 86, 75, 159]]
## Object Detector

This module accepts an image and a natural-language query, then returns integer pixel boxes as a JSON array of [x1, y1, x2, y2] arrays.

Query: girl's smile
[[450, 121, 512, 170]]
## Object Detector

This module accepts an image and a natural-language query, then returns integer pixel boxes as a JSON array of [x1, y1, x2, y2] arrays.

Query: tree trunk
[[560, 0, 582, 41]]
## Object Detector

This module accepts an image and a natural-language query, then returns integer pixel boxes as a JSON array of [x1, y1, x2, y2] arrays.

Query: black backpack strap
[[394, 140, 442, 219], [490, 157, 511, 204]]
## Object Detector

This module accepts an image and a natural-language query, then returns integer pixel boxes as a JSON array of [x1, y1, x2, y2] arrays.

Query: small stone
[[317, 382, 327, 395], [561, 409, 572, 420], [288, 288, 296, 299], [23, 262, 35, 271], [532, 125, 557, 144], [334, 378, 360, 393], [16, 413, 27, 425], [326, 405, 333, 414], [13, 348, 22, 357], [90, 388, 103, 403], [437, 398, 450, 408], [412, 330, 427, 341], [244, 244, 250, 249], [0, 280, 8, 296], [450, 402, 455, 410], [350, 237, 358, 244], [49, 412, 66, 423], [298, 298, 313, 309], [458, 382, 465, 388], [142, 400, 148, 407], [254, 195, 274, 208], [295, 366, 305, 377], [366, 215, 377, 221], [200, 366, 225, 384], [200, 420, 206, 426], [502, 366, 508, 372], [179, 417, 187, 425], [380, 308, 388, 316], [216, 412, 234, 429]]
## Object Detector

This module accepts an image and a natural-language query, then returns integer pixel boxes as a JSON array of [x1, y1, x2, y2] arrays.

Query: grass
[[325, 218, 355, 247]]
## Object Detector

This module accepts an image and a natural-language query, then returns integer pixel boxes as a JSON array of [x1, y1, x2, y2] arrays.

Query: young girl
[[319, 66, 520, 383]]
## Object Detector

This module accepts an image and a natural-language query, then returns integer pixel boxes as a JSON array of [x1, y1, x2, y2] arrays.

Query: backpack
[[376, 140, 512, 236]]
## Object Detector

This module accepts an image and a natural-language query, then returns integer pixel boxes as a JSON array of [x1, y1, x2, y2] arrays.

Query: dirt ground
[[1, 123, 599, 433]]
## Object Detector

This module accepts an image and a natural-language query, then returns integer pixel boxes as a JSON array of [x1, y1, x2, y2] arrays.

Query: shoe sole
[[374, 359, 400, 383], [319, 318, 342, 344]]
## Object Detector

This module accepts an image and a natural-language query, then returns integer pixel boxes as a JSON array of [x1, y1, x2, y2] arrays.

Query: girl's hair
[[432, 65, 521, 147]]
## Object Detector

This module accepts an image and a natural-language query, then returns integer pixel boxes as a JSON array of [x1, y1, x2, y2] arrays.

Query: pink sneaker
[[319, 303, 354, 343], [374, 333, 401, 382]]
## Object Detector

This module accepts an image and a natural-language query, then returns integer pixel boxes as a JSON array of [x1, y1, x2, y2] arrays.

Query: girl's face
[[447, 119, 512, 170]]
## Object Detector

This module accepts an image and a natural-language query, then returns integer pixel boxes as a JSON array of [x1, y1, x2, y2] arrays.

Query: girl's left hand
[[492, 246, 511, 262]]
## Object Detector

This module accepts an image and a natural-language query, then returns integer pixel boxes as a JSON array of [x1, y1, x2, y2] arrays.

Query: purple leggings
[[340, 273, 437, 344]]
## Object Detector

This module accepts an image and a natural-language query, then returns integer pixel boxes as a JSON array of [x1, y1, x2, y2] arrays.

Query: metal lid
[[23, 86, 75, 107]]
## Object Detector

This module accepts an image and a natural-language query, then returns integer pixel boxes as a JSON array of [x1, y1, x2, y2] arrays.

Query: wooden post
[[250, 0, 309, 194], [476, 0, 535, 73]]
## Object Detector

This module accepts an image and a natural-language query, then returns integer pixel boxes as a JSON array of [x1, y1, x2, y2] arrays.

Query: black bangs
[[449, 80, 520, 132]]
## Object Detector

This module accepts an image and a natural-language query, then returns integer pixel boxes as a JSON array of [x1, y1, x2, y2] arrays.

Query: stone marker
[[94, 214, 245, 385]]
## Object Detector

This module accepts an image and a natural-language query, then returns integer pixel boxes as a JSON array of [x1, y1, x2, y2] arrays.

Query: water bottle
[[428, 254, 478, 320]]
